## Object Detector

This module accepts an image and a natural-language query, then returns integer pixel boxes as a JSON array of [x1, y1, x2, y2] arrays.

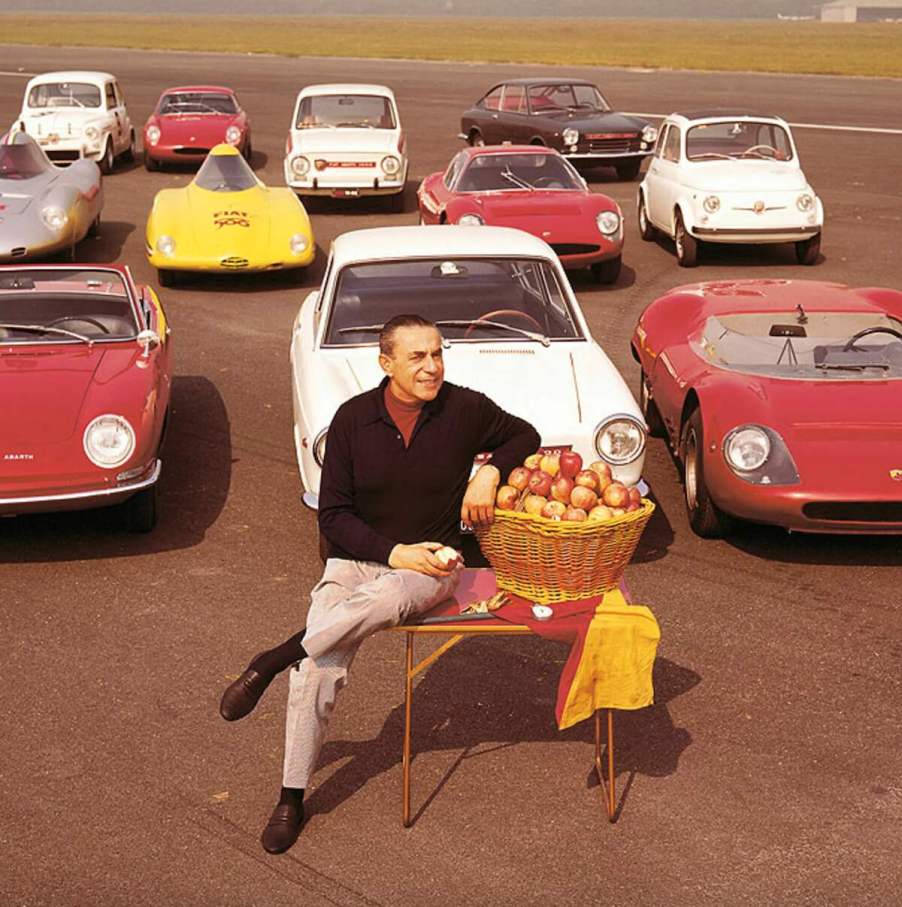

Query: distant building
[[821, 0, 902, 21]]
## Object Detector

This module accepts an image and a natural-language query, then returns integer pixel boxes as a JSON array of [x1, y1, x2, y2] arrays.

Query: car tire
[[468, 130, 485, 147], [123, 129, 136, 162], [157, 268, 176, 288], [87, 214, 101, 238], [637, 192, 655, 241], [144, 152, 159, 172], [674, 212, 698, 267], [639, 370, 666, 438], [591, 255, 621, 285], [99, 138, 115, 175], [243, 139, 253, 163], [125, 484, 158, 533], [795, 232, 821, 266], [616, 160, 642, 181], [682, 409, 731, 538]]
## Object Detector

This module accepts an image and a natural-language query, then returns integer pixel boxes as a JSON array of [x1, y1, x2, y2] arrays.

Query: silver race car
[[0, 131, 103, 262]]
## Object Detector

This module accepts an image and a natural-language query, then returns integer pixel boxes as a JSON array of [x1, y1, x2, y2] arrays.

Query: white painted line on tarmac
[[624, 112, 902, 136], [0, 70, 35, 77]]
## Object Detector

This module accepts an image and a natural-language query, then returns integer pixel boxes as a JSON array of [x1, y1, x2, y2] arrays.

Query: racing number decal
[[213, 210, 251, 228]]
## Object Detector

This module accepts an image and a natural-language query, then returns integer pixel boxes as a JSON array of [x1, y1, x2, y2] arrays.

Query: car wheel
[[637, 192, 655, 241], [99, 138, 115, 175], [123, 129, 136, 162], [243, 139, 253, 163], [674, 212, 698, 267], [468, 130, 485, 147], [124, 484, 158, 533], [144, 151, 160, 171], [616, 160, 642, 181], [591, 255, 621, 285], [639, 370, 666, 438], [87, 214, 101, 238], [157, 268, 176, 288], [682, 409, 731, 538], [795, 232, 821, 266]]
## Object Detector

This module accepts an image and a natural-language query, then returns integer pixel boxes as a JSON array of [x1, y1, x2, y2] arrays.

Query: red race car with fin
[[632, 279, 902, 536], [417, 145, 624, 284]]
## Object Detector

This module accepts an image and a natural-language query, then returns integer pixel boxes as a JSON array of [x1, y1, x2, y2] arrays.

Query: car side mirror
[[137, 328, 160, 358]]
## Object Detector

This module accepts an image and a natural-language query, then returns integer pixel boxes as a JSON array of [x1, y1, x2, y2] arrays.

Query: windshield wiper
[[815, 362, 889, 371], [500, 168, 533, 190], [337, 323, 384, 334], [0, 322, 92, 343], [434, 319, 549, 346]]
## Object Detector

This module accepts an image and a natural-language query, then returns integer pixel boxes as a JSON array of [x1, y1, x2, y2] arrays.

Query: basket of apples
[[474, 449, 655, 604]]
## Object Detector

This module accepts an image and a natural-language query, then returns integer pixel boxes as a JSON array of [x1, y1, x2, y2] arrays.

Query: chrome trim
[[0, 459, 160, 507], [694, 226, 817, 236], [563, 151, 651, 159]]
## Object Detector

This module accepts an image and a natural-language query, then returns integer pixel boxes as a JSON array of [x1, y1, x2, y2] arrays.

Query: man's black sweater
[[318, 378, 540, 564]]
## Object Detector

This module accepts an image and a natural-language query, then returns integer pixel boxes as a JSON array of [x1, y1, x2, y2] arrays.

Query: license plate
[[332, 189, 360, 198]]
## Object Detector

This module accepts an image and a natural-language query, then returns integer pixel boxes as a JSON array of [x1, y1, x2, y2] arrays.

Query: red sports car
[[631, 279, 902, 536], [417, 145, 624, 284], [143, 85, 251, 170], [0, 264, 172, 531]]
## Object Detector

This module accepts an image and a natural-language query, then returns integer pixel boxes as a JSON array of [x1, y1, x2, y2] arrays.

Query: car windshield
[[0, 142, 49, 180], [693, 312, 902, 380], [0, 268, 138, 344], [159, 91, 238, 115], [193, 152, 258, 191], [324, 258, 583, 346], [686, 121, 795, 161], [27, 82, 102, 109], [528, 83, 610, 114], [456, 152, 583, 192], [295, 94, 395, 129]]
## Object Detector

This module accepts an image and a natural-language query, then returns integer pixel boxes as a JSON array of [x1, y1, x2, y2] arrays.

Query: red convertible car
[[0, 264, 171, 531], [143, 85, 251, 170], [632, 279, 902, 536], [417, 145, 624, 283]]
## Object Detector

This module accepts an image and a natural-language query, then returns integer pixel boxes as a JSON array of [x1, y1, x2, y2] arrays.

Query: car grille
[[221, 256, 249, 269], [551, 243, 600, 256], [584, 134, 641, 154], [46, 150, 80, 163], [802, 502, 902, 523], [174, 147, 209, 156]]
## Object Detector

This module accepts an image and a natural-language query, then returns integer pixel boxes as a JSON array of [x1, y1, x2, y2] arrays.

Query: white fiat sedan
[[290, 225, 647, 507], [283, 83, 407, 210], [638, 111, 823, 266]]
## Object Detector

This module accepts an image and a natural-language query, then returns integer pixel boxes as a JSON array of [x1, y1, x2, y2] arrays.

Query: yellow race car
[[145, 143, 314, 285]]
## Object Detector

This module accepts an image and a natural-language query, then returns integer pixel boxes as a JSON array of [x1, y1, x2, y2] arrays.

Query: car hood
[[683, 162, 809, 193], [21, 108, 105, 131], [0, 181, 51, 214], [183, 184, 271, 249], [542, 111, 647, 133], [156, 114, 236, 143], [468, 190, 587, 220], [290, 128, 398, 154]]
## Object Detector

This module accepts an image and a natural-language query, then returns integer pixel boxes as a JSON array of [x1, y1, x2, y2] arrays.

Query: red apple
[[495, 485, 519, 510], [523, 494, 547, 515], [573, 469, 600, 492], [627, 502, 640, 512], [589, 461, 613, 483], [551, 475, 574, 503], [563, 506, 587, 522], [508, 466, 531, 491], [628, 486, 642, 506], [570, 485, 598, 511], [528, 469, 553, 497], [524, 453, 543, 470], [559, 450, 583, 480], [610, 507, 627, 517], [541, 500, 567, 520], [588, 505, 613, 521], [539, 453, 561, 477], [602, 482, 629, 509]]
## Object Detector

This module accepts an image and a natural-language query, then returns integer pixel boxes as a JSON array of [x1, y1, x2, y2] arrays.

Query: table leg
[[402, 633, 413, 827], [594, 709, 616, 822]]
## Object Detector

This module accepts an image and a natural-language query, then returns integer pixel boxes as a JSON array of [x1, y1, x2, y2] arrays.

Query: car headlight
[[84, 414, 136, 468], [225, 125, 242, 145], [596, 210, 621, 235], [642, 125, 658, 143], [703, 195, 720, 214], [381, 155, 401, 176], [312, 428, 328, 467], [291, 155, 310, 177], [156, 235, 176, 257], [562, 127, 579, 146], [290, 233, 308, 254], [41, 206, 68, 231], [457, 213, 484, 226], [724, 426, 770, 472], [796, 193, 814, 212], [146, 125, 161, 146], [594, 415, 646, 465], [84, 125, 100, 141]]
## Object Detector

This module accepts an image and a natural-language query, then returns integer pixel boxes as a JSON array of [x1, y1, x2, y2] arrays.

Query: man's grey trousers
[[282, 558, 461, 789]]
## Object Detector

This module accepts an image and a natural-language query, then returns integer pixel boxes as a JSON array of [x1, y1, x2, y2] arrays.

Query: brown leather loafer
[[219, 667, 273, 722], [261, 802, 304, 854]]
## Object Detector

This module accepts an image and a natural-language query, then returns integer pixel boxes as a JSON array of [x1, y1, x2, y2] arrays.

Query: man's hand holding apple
[[389, 542, 459, 577]]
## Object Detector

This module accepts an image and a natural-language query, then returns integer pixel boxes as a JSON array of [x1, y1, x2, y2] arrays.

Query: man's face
[[379, 325, 445, 404]]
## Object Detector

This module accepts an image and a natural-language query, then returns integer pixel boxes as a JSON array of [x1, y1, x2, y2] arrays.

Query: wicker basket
[[474, 500, 655, 604]]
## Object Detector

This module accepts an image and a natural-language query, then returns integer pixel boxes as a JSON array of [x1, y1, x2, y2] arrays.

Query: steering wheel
[[741, 144, 779, 158], [842, 326, 902, 351], [46, 315, 110, 334], [464, 309, 543, 339]]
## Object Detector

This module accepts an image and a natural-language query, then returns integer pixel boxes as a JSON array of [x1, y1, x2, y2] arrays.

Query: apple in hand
[[574, 469, 599, 492], [551, 475, 574, 503], [602, 482, 630, 509], [434, 546, 460, 568], [541, 500, 567, 520], [559, 450, 583, 480], [495, 485, 520, 510], [523, 494, 547, 515], [528, 469, 553, 497], [570, 485, 598, 511], [508, 466, 532, 491]]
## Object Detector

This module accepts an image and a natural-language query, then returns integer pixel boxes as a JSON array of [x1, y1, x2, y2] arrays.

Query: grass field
[[2, 14, 901, 78]]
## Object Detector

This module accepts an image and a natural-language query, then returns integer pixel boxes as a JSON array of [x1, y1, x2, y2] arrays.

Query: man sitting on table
[[219, 313, 540, 854]]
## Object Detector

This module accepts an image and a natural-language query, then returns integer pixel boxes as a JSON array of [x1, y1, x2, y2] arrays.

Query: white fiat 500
[[290, 225, 647, 508], [283, 83, 407, 210], [638, 111, 823, 267], [16, 71, 135, 174]]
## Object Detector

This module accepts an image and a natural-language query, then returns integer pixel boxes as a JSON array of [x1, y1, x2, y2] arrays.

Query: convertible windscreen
[[527, 84, 610, 114], [27, 82, 102, 109], [160, 92, 238, 115], [324, 258, 583, 346], [0, 142, 49, 180], [686, 122, 794, 162], [194, 152, 257, 192], [457, 153, 583, 192], [296, 95, 395, 130], [0, 269, 138, 343]]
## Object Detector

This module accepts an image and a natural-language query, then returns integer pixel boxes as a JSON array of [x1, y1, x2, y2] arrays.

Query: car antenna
[[795, 303, 808, 324]]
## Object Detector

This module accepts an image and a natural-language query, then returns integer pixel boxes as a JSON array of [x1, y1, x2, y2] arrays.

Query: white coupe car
[[637, 111, 823, 266], [283, 83, 407, 210], [15, 71, 136, 174], [290, 225, 647, 508]]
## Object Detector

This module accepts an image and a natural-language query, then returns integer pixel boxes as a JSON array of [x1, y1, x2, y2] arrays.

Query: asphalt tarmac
[[1, 45, 901, 907]]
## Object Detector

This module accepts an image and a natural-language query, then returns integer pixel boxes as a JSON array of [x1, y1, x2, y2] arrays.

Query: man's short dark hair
[[379, 314, 438, 357]]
